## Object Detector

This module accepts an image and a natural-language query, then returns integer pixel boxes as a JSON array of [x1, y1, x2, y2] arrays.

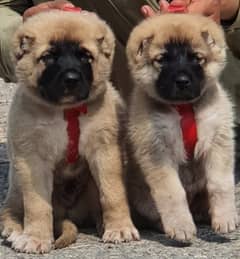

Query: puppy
[[126, 14, 239, 242], [0, 10, 139, 253]]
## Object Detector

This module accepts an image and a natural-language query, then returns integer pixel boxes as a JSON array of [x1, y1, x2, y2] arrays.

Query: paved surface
[[0, 78, 240, 259]]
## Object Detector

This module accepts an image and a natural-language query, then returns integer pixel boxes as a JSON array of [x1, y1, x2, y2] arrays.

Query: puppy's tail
[[55, 219, 78, 249]]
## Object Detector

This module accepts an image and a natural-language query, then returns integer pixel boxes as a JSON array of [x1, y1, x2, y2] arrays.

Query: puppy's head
[[13, 11, 115, 106], [126, 14, 226, 104]]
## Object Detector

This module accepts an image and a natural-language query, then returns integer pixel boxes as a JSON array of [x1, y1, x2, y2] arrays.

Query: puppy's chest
[[37, 115, 93, 162], [54, 157, 91, 208], [154, 109, 218, 162], [194, 110, 219, 158], [178, 161, 206, 194]]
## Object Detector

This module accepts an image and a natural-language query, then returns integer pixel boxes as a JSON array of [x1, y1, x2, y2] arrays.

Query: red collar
[[174, 104, 198, 160], [167, 3, 187, 13], [61, 6, 82, 12], [64, 104, 87, 164]]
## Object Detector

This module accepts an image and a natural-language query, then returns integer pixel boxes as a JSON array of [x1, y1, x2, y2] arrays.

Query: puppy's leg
[[144, 165, 196, 242], [205, 147, 239, 233], [0, 165, 23, 241], [87, 145, 139, 243], [0, 208, 23, 242], [54, 219, 78, 249], [10, 156, 54, 253]]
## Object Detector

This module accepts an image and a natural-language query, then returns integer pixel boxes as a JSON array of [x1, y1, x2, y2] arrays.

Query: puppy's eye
[[197, 56, 206, 65], [80, 55, 93, 64], [39, 53, 55, 65], [77, 49, 94, 64], [192, 54, 206, 65], [152, 55, 163, 67]]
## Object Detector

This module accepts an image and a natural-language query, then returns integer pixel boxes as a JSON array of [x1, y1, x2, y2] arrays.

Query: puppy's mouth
[[39, 69, 91, 105], [59, 95, 87, 105], [156, 83, 203, 104], [155, 72, 205, 104]]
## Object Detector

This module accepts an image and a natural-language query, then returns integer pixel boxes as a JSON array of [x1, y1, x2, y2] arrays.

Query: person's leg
[[221, 50, 240, 123], [0, 7, 22, 82]]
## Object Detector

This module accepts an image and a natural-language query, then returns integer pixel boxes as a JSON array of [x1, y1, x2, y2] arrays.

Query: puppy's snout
[[175, 74, 191, 90], [63, 71, 81, 88]]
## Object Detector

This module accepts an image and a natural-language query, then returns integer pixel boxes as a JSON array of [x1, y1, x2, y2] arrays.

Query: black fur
[[38, 40, 93, 104], [155, 41, 205, 102]]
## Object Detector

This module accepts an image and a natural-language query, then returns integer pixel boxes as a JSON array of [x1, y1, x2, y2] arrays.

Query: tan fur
[[0, 11, 139, 254], [126, 14, 239, 242]]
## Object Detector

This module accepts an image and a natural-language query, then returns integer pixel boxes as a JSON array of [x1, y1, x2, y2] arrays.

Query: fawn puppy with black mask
[[126, 13, 239, 242], [0, 10, 139, 253]]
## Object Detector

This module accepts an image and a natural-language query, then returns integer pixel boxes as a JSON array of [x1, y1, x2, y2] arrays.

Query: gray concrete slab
[[0, 78, 240, 259]]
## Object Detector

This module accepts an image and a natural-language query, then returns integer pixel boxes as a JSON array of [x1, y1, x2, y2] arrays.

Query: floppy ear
[[137, 35, 154, 57], [96, 36, 110, 58], [14, 33, 35, 61], [127, 34, 154, 65], [201, 31, 215, 47], [96, 28, 115, 59]]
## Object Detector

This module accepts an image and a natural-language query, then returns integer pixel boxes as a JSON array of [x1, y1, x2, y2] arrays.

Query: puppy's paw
[[163, 217, 197, 242], [7, 231, 22, 243], [212, 212, 239, 233], [54, 235, 77, 249], [102, 223, 140, 243], [0, 221, 22, 239], [11, 233, 53, 254]]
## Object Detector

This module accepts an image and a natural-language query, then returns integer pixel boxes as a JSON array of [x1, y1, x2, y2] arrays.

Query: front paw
[[102, 222, 140, 243], [1, 223, 22, 240], [11, 233, 53, 254], [212, 211, 239, 233], [163, 214, 197, 242]]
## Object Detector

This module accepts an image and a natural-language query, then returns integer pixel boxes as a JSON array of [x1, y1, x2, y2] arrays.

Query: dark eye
[[77, 49, 94, 64], [152, 55, 165, 67], [197, 56, 206, 65], [191, 54, 206, 65], [81, 55, 93, 64], [80, 55, 92, 63], [39, 53, 55, 65]]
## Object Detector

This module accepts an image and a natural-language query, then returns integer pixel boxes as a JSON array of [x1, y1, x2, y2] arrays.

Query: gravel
[[0, 78, 240, 259]]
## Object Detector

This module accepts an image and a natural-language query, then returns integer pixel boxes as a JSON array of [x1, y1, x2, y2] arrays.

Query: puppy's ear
[[96, 28, 115, 59], [96, 36, 110, 58], [127, 34, 153, 65], [137, 35, 154, 57], [201, 31, 215, 47], [13, 33, 35, 61]]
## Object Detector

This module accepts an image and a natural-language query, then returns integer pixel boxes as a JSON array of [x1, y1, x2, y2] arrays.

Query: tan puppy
[[0, 11, 139, 253], [126, 14, 239, 242]]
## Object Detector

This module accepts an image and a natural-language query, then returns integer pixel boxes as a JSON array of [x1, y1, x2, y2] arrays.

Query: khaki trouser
[[0, 7, 21, 82]]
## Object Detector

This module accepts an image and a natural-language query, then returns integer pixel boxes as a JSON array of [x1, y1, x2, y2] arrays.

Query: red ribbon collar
[[174, 104, 197, 160], [61, 6, 82, 12], [64, 104, 87, 164], [167, 3, 187, 13]]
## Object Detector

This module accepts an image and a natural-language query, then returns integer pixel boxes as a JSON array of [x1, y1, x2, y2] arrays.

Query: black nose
[[63, 71, 81, 88], [175, 74, 191, 90]]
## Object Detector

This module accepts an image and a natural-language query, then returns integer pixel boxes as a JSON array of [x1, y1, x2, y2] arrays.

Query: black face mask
[[155, 41, 205, 103], [38, 40, 93, 104]]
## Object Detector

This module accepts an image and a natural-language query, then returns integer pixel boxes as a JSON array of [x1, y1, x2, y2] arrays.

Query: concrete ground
[[0, 78, 240, 259]]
